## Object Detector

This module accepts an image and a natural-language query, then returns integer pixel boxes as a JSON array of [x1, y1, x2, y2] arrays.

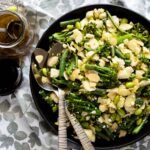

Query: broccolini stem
[[132, 116, 148, 134], [52, 31, 72, 42], [114, 48, 131, 65], [106, 11, 124, 33], [117, 34, 133, 44], [83, 88, 106, 96], [84, 64, 117, 80], [60, 18, 80, 28], [103, 127, 115, 140], [80, 45, 106, 69]]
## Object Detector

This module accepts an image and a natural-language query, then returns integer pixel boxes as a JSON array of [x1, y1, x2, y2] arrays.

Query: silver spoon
[[31, 43, 94, 150], [0, 20, 22, 40], [32, 43, 68, 150]]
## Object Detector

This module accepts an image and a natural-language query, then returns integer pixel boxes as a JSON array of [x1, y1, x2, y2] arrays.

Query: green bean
[[51, 78, 80, 89], [114, 48, 125, 59], [67, 98, 96, 108], [67, 24, 74, 30], [134, 108, 142, 116], [111, 47, 115, 57], [67, 92, 79, 99], [75, 22, 81, 29], [74, 54, 78, 67], [84, 88, 106, 96], [117, 33, 147, 44], [124, 59, 131, 65], [117, 109, 126, 118], [60, 18, 80, 28], [114, 48, 131, 65], [59, 49, 69, 78], [125, 82, 135, 88], [41, 68, 48, 76], [84, 64, 117, 80], [66, 54, 77, 75], [113, 95, 120, 105], [103, 126, 115, 140], [97, 132, 110, 141], [136, 118, 142, 126], [66, 60, 75, 75]]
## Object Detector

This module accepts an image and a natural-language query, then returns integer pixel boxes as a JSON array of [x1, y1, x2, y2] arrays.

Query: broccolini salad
[[37, 8, 150, 142]]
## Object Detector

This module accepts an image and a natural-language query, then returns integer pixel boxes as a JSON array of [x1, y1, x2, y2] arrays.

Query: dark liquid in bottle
[[0, 11, 31, 58], [0, 59, 22, 95], [0, 12, 22, 44]]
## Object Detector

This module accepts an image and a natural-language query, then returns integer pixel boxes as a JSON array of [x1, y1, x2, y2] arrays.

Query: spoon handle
[[58, 90, 68, 150], [65, 108, 95, 150]]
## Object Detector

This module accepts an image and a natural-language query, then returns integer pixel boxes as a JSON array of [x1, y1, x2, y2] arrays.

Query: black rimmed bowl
[[30, 4, 150, 149]]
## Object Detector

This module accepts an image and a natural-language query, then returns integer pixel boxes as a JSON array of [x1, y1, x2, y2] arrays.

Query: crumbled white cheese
[[118, 66, 134, 79], [47, 56, 58, 67], [71, 29, 83, 43], [50, 68, 59, 78]]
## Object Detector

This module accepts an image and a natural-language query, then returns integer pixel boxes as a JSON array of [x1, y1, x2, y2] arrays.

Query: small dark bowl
[[30, 4, 150, 149]]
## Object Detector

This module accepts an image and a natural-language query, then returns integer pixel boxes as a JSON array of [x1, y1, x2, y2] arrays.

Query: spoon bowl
[[31, 44, 68, 150], [0, 20, 23, 40]]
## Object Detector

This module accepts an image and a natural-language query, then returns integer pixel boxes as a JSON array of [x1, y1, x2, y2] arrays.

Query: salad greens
[[37, 8, 150, 142]]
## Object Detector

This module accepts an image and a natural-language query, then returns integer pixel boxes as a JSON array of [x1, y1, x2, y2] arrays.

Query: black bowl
[[30, 4, 150, 149]]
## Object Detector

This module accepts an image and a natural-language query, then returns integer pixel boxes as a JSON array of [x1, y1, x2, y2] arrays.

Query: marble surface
[[0, 0, 150, 150]]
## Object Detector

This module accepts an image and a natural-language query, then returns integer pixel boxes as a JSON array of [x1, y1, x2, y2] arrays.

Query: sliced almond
[[69, 69, 80, 81], [84, 129, 95, 142], [85, 70, 100, 83], [119, 130, 127, 138]]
